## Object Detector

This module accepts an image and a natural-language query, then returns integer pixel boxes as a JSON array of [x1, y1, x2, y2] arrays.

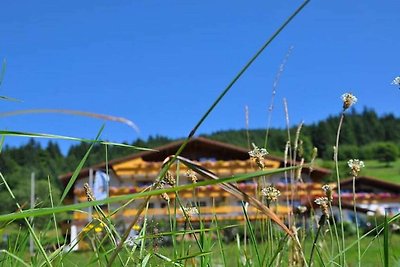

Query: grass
[[316, 158, 400, 184], [34, 235, 400, 266], [361, 159, 400, 184]]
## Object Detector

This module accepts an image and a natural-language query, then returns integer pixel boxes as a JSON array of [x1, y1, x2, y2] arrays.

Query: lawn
[[317, 159, 400, 184], [361, 159, 400, 184], [58, 234, 400, 266]]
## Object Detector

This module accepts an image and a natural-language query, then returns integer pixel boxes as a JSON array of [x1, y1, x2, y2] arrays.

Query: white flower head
[[124, 237, 135, 247], [314, 196, 329, 206], [248, 143, 268, 158], [296, 205, 308, 214], [341, 93, 358, 110], [249, 143, 269, 169], [322, 184, 333, 201], [186, 169, 198, 183], [391, 76, 400, 87], [163, 171, 176, 186], [347, 159, 365, 177], [261, 185, 281, 202], [322, 184, 331, 192], [314, 196, 330, 218], [180, 206, 199, 219]]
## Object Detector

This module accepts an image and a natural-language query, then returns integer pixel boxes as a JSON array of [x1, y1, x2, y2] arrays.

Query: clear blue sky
[[1, 1, 399, 152]]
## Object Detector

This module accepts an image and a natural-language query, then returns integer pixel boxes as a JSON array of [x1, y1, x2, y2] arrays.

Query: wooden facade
[[58, 138, 400, 251], [59, 138, 333, 229], [338, 176, 400, 216]]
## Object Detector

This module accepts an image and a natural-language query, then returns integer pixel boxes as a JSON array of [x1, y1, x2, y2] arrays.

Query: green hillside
[[360, 159, 400, 184], [314, 158, 400, 184]]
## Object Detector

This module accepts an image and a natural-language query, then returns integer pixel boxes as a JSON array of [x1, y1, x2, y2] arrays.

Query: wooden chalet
[[338, 176, 400, 216], [59, 137, 332, 245]]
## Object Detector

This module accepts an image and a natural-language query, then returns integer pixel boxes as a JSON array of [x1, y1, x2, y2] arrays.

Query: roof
[[58, 137, 331, 184], [339, 176, 400, 193]]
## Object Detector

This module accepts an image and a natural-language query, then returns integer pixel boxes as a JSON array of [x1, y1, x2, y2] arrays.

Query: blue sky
[[1, 1, 399, 152]]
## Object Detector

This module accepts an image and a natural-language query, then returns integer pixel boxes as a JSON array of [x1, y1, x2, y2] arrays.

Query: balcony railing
[[73, 182, 331, 202], [72, 205, 292, 223]]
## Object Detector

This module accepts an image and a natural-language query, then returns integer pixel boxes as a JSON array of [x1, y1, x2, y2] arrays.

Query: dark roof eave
[[58, 137, 331, 183], [338, 176, 400, 191]]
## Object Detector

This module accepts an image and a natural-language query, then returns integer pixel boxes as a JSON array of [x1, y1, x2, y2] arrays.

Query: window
[[199, 157, 216, 162], [137, 181, 152, 187], [190, 201, 207, 207]]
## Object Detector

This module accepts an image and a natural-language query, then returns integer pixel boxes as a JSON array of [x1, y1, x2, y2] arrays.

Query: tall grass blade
[[156, 0, 310, 186], [0, 96, 21, 102], [309, 215, 325, 266], [47, 176, 61, 250], [0, 109, 140, 132], [330, 211, 400, 263], [214, 216, 227, 267], [267, 234, 289, 267], [186, 0, 310, 140], [141, 253, 151, 267], [154, 253, 184, 267], [0, 249, 30, 267], [60, 125, 104, 203], [174, 251, 213, 261], [0, 130, 152, 151], [0, 135, 5, 153], [334, 113, 346, 266], [242, 202, 261, 266], [384, 212, 389, 267], [0, 172, 52, 266], [264, 45, 293, 149]]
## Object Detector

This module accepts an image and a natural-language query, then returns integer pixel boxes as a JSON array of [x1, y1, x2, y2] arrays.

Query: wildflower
[[83, 183, 95, 202], [124, 237, 135, 247], [153, 225, 160, 252], [82, 224, 94, 232], [186, 169, 198, 183], [296, 205, 307, 214], [347, 159, 365, 177], [161, 192, 170, 202], [180, 206, 199, 219], [297, 139, 304, 158], [261, 185, 281, 202], [249, 143, 269, 169], [391, 76, 400, 87], [341, 93, 357, 110], [314, 196, 329, 206], [309, 147, 318, 172], [295, 158, 304, 182], [156, 183, 170, 202], [163, 171, 175, 186], [314, 196, 330, 219], [322, 184, 333, 201]]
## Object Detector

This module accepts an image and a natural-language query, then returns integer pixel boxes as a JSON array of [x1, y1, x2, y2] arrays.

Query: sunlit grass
[[362, 159, 400, 183], [37, 235, 400, 267]]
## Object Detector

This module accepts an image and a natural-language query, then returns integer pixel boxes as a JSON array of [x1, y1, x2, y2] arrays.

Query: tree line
[[204, 107, 400, 163], [0, 108, 399, 217]]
